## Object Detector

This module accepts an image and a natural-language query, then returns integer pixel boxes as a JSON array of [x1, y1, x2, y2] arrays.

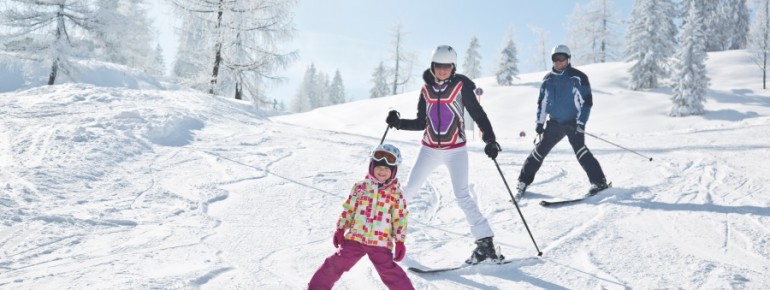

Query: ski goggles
[[433, 63, 453, 70], [552, 54, 569, 62], [371, 150, 398, 166]]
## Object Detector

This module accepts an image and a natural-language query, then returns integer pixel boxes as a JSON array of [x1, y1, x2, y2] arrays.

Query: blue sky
[[151, 0, 634, 105]]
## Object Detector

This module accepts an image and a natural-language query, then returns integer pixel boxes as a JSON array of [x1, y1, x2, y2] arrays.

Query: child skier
[[307, 144, 414, 290]]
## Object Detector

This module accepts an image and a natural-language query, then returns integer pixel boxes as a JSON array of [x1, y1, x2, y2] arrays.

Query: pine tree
[[703, 0, 750, 51], [92, 0, 156, 73], [463, 37, 482, 79], [670, 1, 709, 117], [327, 70, 346, 105], [727, 0, 750, 50], [567, 0, 622, 65], [1, 0, 96, 85], [749, 0, 770, 89], [528, 25, 551, 72], [370, 61, 390, 98], [292, 64, 319, 112], [496, 29, 519, 86], [626, 0, 677, 90]]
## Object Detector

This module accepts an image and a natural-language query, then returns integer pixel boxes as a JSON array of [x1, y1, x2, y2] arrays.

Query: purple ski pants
[[307, 239, 414, 290]]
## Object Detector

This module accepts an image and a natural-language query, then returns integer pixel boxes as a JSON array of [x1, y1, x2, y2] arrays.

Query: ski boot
[[465, 237, 504, 265], [514, 181, 528, 201], [587, 181, 611, 196]]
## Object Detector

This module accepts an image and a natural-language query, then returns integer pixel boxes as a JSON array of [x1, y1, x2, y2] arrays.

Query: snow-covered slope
[[1, 50, 769, 289]]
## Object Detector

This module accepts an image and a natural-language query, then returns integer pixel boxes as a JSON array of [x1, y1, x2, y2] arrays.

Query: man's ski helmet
[[551, 44, 571, 59], [431, 45, 457, 65]]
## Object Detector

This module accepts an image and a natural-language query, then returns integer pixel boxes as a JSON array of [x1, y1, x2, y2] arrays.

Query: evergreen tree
[[626, 0, 677, 90], [172, 12, 211, 91], [153, 44, 166, 77], [315, 71, 330, 108], [370, 61, 390, 98], [726, 0, 750, 50], [293, 64, 324, 112], [567, 0, 623, 65], [749, 0, 770, 89], [327, 70, 346, 105], [528, 25, 551, 72], [496, 29, 519, 86], [1, 0, 96, 85], [463, 37, 482, 79], [703, 0, 750, 51], [92, 0, 156, 73], [670, 1, 709, 117]]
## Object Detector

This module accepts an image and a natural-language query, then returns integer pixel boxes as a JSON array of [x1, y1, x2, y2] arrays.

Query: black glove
[[535, 123, 545, 134], [484, 141, 501, 159], [386, 110, 401, 128]]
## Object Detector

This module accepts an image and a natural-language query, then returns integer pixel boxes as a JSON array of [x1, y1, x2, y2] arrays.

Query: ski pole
[[379, 125, 389, 145], [492, 159, 543, 257], [585, 132, 653, 162]]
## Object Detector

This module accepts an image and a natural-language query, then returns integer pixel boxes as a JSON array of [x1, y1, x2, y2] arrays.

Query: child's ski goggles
[[371, 150, 398, 166]]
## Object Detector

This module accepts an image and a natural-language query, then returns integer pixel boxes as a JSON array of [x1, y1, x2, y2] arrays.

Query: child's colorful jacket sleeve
[[335, 184, 358, 230], [391, 186, 408, 243]]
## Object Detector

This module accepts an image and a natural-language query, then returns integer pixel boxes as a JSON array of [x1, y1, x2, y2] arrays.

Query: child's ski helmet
[[369, 143, 402, 180]]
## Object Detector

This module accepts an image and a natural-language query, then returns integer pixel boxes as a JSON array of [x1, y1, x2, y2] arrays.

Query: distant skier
[[307, 144, 414, 290], [515, 44, 609, 200], [385, 45, 503, 265]]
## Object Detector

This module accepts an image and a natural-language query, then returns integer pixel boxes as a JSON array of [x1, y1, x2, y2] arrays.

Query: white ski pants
[[403, 145, 494, 240]]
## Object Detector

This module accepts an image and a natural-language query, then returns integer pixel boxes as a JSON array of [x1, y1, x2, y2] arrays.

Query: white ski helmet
[[431, 45, 457, 65], [370, 143, 402, 166], [551, 44, 571, 58]]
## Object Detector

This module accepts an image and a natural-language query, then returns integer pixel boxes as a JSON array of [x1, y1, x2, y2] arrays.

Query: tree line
[[1, 0, 768, 117]]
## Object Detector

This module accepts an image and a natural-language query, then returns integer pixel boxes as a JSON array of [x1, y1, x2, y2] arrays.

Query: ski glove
[[535, 123, 545, 134], [386, 110, 401, 129], [393, 242, 406, 262], [484, 141, 501, 160], [333, 229, 345, 248]]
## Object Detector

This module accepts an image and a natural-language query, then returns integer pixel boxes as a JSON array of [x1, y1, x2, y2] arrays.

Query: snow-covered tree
[[725, 0, 750, 50], [92, 0, 157, 74], [171, 0, 297, 104], [388, 24, 414, 95], [670, 1, 709, 117], [528, 25, 551, 72], [625, 0, 678, 90], [1, 0, 95, 85], [701, 0, 750, 51], [327, 70, 346, 105], [292, 64, 319, 113], [370, 61, 390, 98], [567, 0, 623, 65], [749, 0, 770, 89], [496, 29, 519, 86], [172, 13, 210, 89], [463, 37, 482, 79], [152, 44, 166, 77]]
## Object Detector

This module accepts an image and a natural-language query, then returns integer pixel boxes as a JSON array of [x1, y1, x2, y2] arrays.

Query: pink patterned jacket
[[336, 174, 408, 250]]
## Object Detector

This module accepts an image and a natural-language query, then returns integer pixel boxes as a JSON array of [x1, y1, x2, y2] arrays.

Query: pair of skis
[[408, 257, 534, 274], [535, 182, 612, 207], [410, 184, 612, 274]]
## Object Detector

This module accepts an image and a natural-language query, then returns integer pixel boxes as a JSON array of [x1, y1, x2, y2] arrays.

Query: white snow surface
[[1, 50, 769, 289]]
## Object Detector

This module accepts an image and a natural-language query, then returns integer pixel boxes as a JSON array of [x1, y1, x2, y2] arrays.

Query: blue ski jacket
[[536, 64, 593, 126]]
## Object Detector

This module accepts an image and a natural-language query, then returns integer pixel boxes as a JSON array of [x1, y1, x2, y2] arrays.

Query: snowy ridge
[[1, 50, 770, 289]]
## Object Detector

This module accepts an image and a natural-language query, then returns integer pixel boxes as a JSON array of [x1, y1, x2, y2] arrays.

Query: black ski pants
[[518, 119, 606, 185]]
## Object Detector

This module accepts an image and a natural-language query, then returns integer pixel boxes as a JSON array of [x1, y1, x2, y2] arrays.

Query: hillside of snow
[[1, 50, 769, 289]]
